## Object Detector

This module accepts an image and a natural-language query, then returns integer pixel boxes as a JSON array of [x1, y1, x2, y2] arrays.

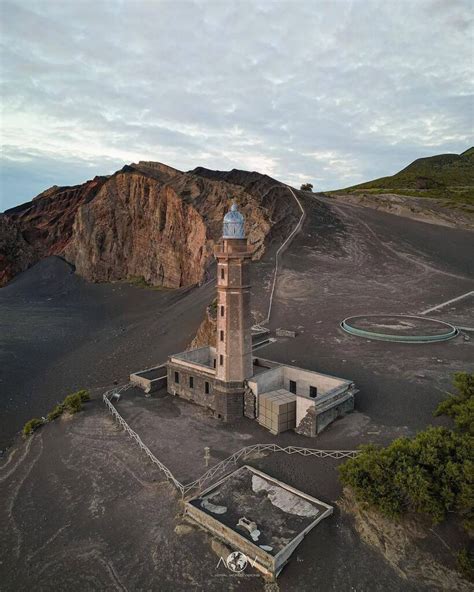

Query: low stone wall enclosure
[[247, 358, 356, 437]]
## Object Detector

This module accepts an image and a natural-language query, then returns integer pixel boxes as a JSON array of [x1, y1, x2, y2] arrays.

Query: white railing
[[181, 442, 358, 496], [103, 387, 358, 498], [103, 386, 185, 495]]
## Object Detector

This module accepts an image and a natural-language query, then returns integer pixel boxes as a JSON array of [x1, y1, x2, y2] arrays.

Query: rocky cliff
[[1, 162, 299, 288], [1, 176, 107, 286], [0, 215, 37, 286], [189, 302, 217, 349]]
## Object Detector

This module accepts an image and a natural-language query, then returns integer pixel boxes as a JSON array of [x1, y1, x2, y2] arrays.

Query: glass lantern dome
[[223, 202, 245, 239]]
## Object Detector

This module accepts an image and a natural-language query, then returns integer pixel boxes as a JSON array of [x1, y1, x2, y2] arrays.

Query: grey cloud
[[1, 0, 472, 210]]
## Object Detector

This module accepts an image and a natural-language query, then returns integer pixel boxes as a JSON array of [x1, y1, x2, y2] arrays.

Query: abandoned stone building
[[133, 202, 356, 437]]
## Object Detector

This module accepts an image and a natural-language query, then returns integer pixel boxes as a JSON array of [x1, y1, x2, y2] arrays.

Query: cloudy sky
[[1, 0, 472, 210]]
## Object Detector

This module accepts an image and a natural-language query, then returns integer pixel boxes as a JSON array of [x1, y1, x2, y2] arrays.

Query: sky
[[0, 0, 473, 211]]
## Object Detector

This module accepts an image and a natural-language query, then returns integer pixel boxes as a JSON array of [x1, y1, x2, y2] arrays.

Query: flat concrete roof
[[185, 465, 332, 577]]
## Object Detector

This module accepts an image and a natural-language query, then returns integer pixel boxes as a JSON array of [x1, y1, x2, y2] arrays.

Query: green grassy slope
[[335, 147, 474, 204]]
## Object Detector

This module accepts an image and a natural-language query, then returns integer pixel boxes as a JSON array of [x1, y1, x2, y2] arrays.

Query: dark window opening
[[189, 376, 194, 389], [289, 380, 296, 394], [309, 386, 318, 398], [221, 268, 225, 280], [174, 371, 179, 384], [220, 305, 224, 317], [220, 330, 224, 342], [220, 354, 224, 366], [205, 381, 210, 394], [213, 358, 216, 368]]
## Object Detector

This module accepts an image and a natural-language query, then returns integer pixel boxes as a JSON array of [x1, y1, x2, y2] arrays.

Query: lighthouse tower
[[214, 202, 253, 420]]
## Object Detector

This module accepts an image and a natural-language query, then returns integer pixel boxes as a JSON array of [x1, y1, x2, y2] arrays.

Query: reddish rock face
[[0, 215, 37, 286], [1, 162, 299, 288], [6, 177, 108, 257]]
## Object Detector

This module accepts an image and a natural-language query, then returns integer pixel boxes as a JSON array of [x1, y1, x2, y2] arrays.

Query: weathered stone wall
[[243, 383, 256, 419], [316, 396, 354, 433], [295, 394, 355, 437], [214, 381, 244, 421], [167, 362, 215, 411], [247, 366, 282, 398], [295, 406, 317, 438]]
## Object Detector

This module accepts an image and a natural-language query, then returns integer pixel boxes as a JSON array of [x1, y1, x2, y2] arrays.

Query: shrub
[[339, 373, 474, 528], [435, 372, 474, 433], [208, 298, 218, 317], [47, 404, 64, 422], [23, 418, 44, 437], [300, 183, 313, 192], [457, 548, 474, 582], [63, 390, 90, 414], [47, 390, 90, 420]]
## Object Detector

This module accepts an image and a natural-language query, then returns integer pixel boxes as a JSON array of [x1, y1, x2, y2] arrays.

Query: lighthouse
[[213, 202, 253, 419]]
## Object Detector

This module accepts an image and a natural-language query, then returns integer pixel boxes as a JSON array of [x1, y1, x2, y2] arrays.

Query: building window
[[289, 380, 296, 394], [220, 330, 224, 342], [220, 354, 224, 366], [189, 376, 194, 389], [220, 305, 224, 317], [174, 371, 179, 384], [213, 358, 216, 368], [221, 268, 225, 280], [205, 381, 210, 394], [310, 386, 318, 398]]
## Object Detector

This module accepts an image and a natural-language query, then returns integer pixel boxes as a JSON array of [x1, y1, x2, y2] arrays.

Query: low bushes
[[22, 418, 44, 437], [62, 390, 90, 414], [24, 390, 90, 437], [339, 426, 472, 525], [339, 373, 473, 529], [47, 389, 90, 420]]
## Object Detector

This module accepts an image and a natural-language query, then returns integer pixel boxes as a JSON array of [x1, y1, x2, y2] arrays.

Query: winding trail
[[263, 186, 306, 324], [251, 184, 306, 328]]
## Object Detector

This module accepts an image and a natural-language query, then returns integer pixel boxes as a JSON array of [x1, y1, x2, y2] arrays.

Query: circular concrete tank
[[340, 314, 458, 343]]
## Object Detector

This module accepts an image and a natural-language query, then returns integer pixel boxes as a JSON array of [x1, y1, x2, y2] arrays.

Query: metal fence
[[181, 443, 358, 496], [103, 386, 185, 495], [103, 387, 359, 498]]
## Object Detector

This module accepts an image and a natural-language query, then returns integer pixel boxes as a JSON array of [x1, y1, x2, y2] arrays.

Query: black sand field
[[1, 194, 473, 591]]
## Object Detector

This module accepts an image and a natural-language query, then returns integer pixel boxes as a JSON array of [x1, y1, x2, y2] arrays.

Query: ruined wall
[[283, 366, 346, 397], [167, 362, 215, 410], [316, 396, 354, 433], [247, 366, 282, 397], [243, 383, 256, 419], [295, 394, 355, 437]]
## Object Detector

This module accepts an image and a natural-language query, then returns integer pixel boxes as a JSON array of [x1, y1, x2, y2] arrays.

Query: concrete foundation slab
[[184, 465, 333, 578]]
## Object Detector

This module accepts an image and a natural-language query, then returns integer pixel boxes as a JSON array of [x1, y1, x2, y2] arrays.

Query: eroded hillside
[[1, 163, 299, 287]]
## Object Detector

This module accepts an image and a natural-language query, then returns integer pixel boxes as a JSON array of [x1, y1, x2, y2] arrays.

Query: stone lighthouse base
[[214, 380, 244, 422]]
